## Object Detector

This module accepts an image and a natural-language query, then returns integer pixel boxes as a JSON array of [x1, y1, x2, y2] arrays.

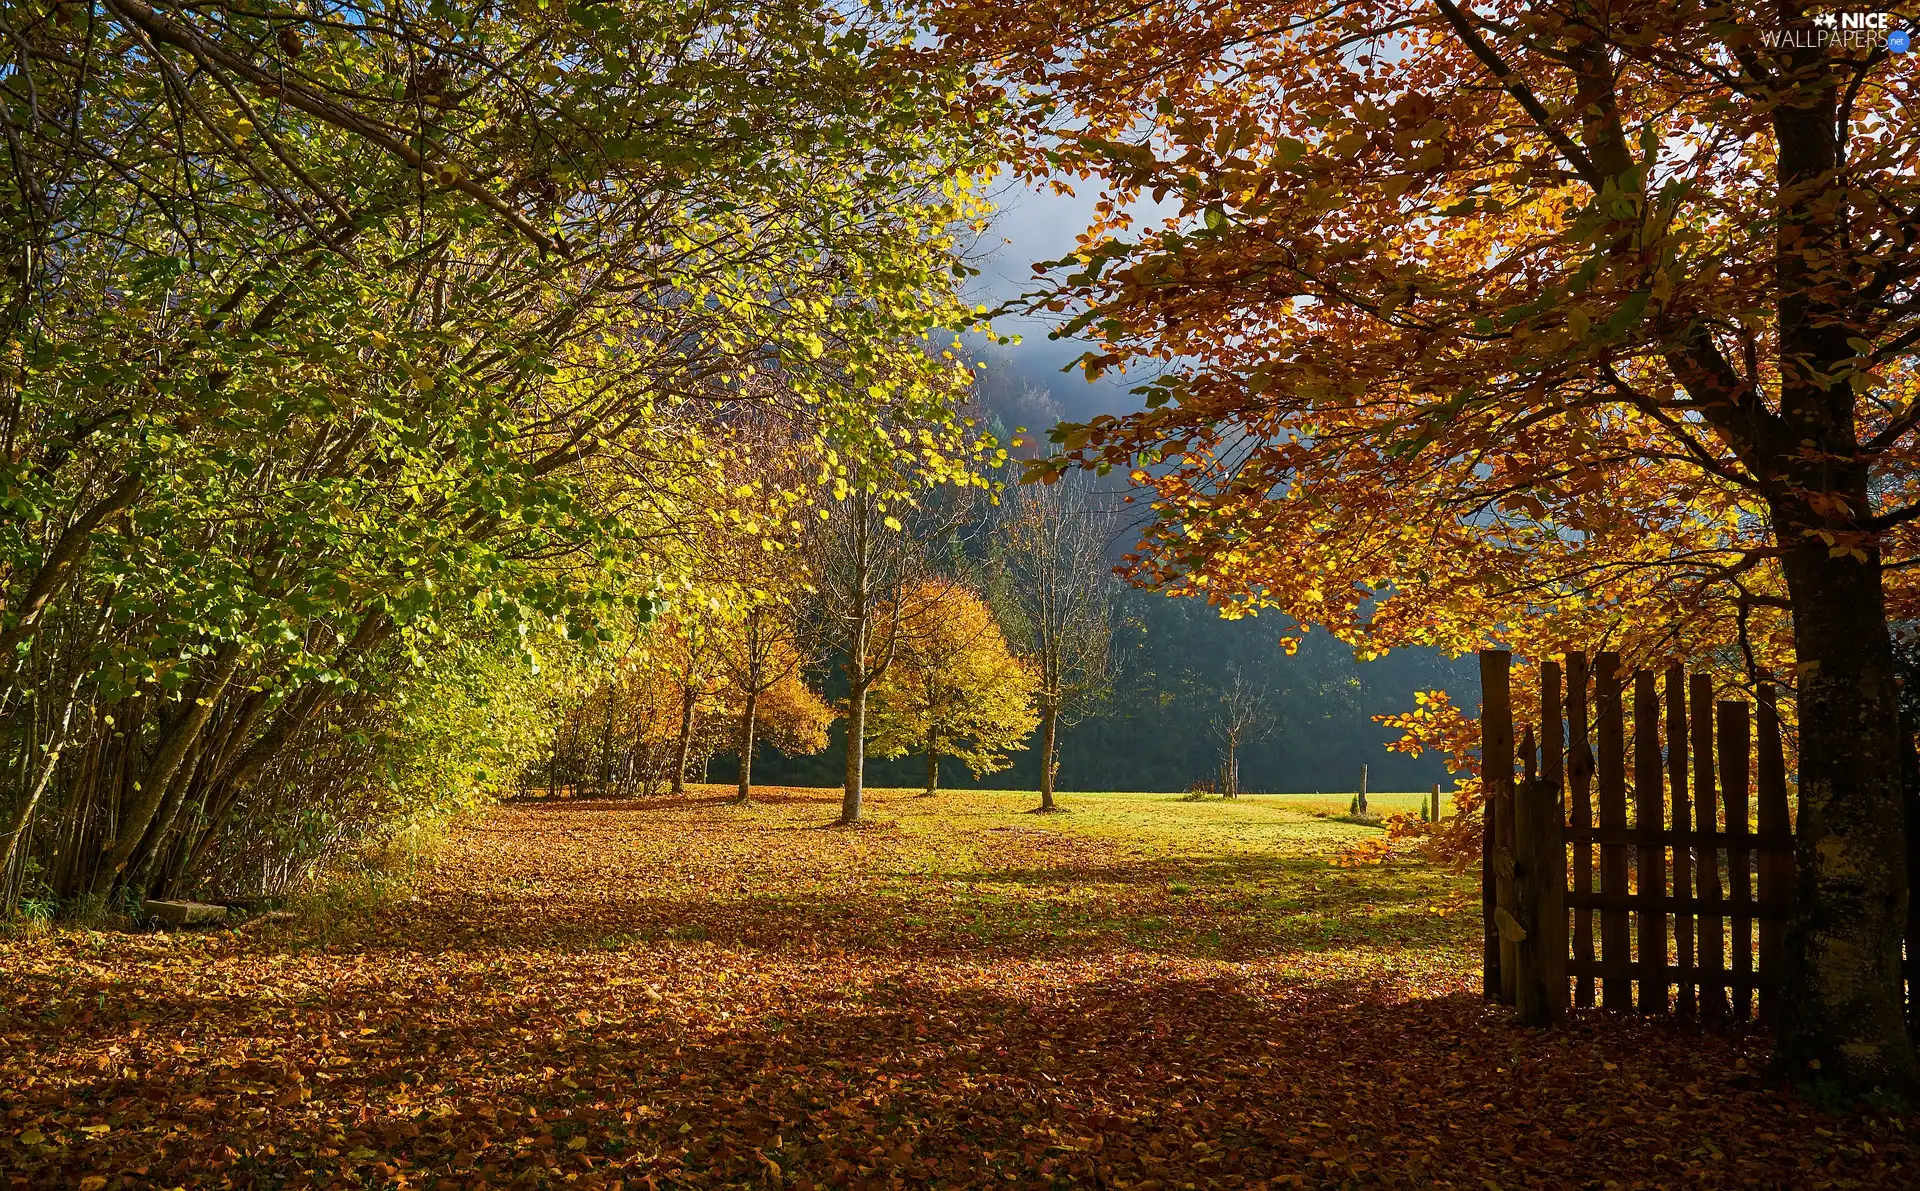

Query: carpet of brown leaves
[[2, 787, 1914, 1190]]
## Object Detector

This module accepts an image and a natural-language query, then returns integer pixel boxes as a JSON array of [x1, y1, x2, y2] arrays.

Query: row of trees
[[0, 1, 1005, 912], [529, 465, 1127, 818]]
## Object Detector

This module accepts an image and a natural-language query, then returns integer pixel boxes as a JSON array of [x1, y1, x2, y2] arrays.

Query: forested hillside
[[737, 592, 1473, 793]]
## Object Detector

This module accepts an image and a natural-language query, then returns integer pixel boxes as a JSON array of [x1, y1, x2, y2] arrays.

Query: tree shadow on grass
[[195, 846, 1465, 970]]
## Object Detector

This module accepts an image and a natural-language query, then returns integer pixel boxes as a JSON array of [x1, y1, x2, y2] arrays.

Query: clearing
[[2, 788, 1913, 1189]]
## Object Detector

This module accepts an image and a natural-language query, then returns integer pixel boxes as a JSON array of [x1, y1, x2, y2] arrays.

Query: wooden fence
[[1478, 650, 1798, 1024]]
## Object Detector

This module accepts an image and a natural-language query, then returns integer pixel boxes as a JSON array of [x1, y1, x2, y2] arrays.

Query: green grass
[[728, 786, 1479, 967]]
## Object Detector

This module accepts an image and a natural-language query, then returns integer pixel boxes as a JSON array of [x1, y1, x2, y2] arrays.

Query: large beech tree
[[940, 2, 1920, 1090]]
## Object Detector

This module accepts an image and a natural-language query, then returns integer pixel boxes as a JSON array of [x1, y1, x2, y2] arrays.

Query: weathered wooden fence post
[[1665, 665, 1695, 1016], [1595, 652, 1630, 1010], [1690, 673, 1727, 1018], [1567, 652, 1595, 1008], [1480, 649, 1514, 1004], [1512, 659, 1568, 1025], [1720, 700, 1753, 1020], [1634, 669, 1668, 1012], [1756, 683, 1790, 1023], [1514, 772, 1567, 1026]]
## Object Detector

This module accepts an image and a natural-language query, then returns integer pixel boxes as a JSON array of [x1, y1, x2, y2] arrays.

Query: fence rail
[[1479, 650, 1804, 1024]]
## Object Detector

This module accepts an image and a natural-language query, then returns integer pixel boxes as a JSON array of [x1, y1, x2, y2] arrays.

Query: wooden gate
[[1478, 650, 1797, 1024]]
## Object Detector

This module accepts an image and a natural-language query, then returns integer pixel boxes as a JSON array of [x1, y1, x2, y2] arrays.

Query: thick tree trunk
[[924, 736, 940, 797], [1774, 534, 1918, 1092], [842, 681, 866, 824], [735, 690, 757, 805], [672, 685, 696, 796], [1037, 703, 1059, 812]]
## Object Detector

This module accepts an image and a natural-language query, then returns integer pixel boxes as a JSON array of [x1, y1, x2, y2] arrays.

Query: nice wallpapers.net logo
[[1761, 11, 1912, 52]]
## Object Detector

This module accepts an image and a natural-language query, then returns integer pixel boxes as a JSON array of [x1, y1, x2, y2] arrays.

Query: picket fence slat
[[1756, 684, 1791, 1023], [1665, 665, 1695, 1017], [1567, 652, 1595, 1009], [1633, 670, 1667, 1012], [1595, 652, 1630, 1011], [1690, 673, 1728, 1018], [1720, 701, 1754, 1020]]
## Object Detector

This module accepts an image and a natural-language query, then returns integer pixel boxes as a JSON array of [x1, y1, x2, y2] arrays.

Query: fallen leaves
[[0, 786, 1914, 1189]]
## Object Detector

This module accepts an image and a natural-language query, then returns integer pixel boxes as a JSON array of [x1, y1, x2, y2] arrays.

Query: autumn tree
[[869, 582, 1040, 794], [1210, 666, 1273, 800], [731, 667, 835, 771], [810, 478, 984, 824], [656, 615, 728, 796], [992, 471, 1121, 812], [939, 1, 1920, 1089], [721, 612, 819, 803]]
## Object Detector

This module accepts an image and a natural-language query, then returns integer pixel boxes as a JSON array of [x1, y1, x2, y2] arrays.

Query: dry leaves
[[1, 788, 1912, 1189]]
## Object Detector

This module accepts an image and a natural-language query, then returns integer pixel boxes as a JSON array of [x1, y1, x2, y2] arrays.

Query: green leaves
[[0, 0, 1008, 904]]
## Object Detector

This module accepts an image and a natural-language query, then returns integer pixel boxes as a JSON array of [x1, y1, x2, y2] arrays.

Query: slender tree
[[721, 603, 814, 804], [810, 484, 975, 823], [1210, 665, 1273, 799], [994, 471, 1121, 811]]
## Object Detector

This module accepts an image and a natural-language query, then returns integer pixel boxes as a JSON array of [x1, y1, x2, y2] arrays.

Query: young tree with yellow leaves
[[869, 582, 1040, 794]]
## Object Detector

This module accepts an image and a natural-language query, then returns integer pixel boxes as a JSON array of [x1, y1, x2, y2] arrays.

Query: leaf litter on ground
[[1, 787, 1913, 1189]]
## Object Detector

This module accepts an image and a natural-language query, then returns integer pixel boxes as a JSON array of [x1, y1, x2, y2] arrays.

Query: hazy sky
[[964, 177, 1161, 423]]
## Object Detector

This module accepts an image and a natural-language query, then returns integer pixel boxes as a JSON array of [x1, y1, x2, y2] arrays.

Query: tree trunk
[[0, 735, 65, 885], [1902, 719, 1920, 1048], [924, 733, 940, 797], [94, 648, 242, 896], [1037, 703, 1058, 812], [842, 680, 866, 824], [672, 684, 696, 796], [1773, 534, 1918, 1092], [735, 690, 757, 805], [598, 686, 617, 795], [0, 472, 143, 676]]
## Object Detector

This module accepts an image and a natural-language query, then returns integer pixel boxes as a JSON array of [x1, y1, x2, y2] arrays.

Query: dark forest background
[[729, 588, 1476, 793]]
